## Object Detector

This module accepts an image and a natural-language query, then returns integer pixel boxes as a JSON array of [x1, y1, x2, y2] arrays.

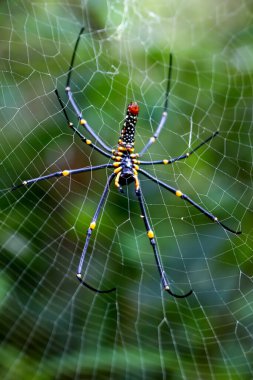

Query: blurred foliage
[[0, 0, 253, 379]]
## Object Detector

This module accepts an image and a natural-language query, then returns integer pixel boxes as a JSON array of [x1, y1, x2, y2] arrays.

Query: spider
[[13, 27, 241, 298]]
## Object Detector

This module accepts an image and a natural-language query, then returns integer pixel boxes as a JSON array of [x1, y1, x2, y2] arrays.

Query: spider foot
[[12, 183, 23, 191], [217, 220, 242, 235], [76, 273, 116, 294], [164, 285, 193, 299]]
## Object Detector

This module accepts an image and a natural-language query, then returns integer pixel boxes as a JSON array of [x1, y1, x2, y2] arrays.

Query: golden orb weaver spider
[[13, 27, 241, 298]]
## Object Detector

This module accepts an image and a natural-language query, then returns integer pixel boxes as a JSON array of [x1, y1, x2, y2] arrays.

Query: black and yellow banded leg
[[139, 54, 172, 156], [133, 168, 140, 191], [64, 27, 112, 153], [77, 116, 113, 153], [55, 90, 112, 159], [139, 131, 219, 165], [66, 26, 85, 88], [76, 172, 116, 293], [135, 186, 193, 298], [139, 168, 242, 235], [139, 111, 168, 156], [114, 167, 123, 192], [12, 164, 114, 190]]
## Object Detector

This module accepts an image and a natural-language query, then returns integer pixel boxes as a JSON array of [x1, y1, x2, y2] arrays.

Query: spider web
[[0, 1, 253, 379]]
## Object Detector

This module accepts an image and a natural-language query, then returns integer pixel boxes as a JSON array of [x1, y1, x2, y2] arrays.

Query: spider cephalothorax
[[13, 27, 241, 299]]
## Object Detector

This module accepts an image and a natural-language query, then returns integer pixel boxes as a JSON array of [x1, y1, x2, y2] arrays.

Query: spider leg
[[66, 27, 85, 89], [65, 27, 112, 153], [76, 172, 116, 293], [55, 89, 112, 159], [139, 54, 172, 156], [12, 164, 114, 190], [135, 186, 193, 298], [139, 168, 242, 235], [139, 131, 219, 165]]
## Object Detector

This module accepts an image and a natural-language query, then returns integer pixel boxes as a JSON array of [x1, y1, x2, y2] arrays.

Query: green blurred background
[[0, 0, 253, 379]]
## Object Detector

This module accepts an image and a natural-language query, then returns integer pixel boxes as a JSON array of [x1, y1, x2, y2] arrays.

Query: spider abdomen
[[118, 102, 139, 150]]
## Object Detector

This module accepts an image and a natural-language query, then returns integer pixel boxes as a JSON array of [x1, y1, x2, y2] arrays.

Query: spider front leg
[[12, 164, 114, 190], [135, 186, 193, 298], [139, 168, 242, 234], [76, 172, 116, 293]]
